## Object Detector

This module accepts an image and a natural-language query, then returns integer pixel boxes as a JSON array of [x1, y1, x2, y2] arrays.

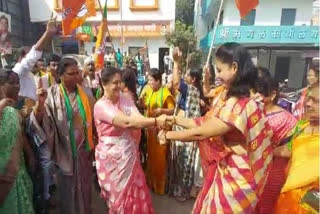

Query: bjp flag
[[235, 0, 259, 18], [94, 0, 108, 70], [62, 0, 96, 35]]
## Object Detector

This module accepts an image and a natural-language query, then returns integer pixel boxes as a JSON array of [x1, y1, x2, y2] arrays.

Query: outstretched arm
[[13, 19, 58, 76], [172, 47, 182, 92], [161, 116, 231, 142]]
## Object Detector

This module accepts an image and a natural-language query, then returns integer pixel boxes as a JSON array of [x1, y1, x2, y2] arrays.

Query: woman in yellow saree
[[275, 85, 319, 214], [141, 68, 175, 195]]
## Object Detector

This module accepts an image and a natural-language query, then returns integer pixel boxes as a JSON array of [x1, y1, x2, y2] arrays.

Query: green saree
[[0, 107, 34, 214]]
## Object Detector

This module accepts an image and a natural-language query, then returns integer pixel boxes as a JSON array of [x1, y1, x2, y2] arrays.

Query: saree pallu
[[95, 133, 154, 214], [144, 86, 174, 195], [0, 107, 34, 214], [192, 90, 273, 214], [255, 110, 297, 214], [275, 133, 319, 214]]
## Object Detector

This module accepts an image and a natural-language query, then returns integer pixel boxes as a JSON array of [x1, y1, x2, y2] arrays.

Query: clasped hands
[[155, 115, 175, 145]]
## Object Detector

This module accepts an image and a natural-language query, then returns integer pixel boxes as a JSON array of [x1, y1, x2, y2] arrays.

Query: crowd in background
[[0, 19, 319, 214]]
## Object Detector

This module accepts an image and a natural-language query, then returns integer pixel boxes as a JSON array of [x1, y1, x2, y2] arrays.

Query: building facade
[[1, 0, 41, 47], [194, 0, 319, 89], [28, 0, 176, 70]]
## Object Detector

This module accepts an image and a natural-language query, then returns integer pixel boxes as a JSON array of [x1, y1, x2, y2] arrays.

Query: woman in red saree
[[94, 67, 167, 214], [159, 43, 273, 214], [254, 68, 297, 214]]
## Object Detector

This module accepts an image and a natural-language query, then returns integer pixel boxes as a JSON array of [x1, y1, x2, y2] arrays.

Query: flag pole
[[120, 0, 124, 53], [97, 0, 116, 52], [206, 0, 224, 66]]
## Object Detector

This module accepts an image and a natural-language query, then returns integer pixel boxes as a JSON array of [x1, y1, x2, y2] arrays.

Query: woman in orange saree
[[141, 68, 175, 195], [275, 85, 319, 214]]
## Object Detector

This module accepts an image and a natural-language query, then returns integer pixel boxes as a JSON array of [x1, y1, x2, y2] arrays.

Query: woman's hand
[[173, 47, 182, 63], [37, 88, 48, 106], [156, 114, 167, 128], [152, 108, 162, 117], [164, 115, 175, 126], [0, 98, 14, 111], [158, 130, 168, 145]]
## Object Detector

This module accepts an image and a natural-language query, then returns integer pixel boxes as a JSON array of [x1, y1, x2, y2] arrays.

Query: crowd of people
[[0, 19, 319, 214]]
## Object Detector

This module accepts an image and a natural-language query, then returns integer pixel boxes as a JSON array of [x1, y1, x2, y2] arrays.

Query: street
[[50, 183, 195, 214]]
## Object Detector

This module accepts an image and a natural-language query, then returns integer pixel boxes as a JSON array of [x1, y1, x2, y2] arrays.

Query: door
[[159, 48, 169, 73], [274, 56, 290, 82]]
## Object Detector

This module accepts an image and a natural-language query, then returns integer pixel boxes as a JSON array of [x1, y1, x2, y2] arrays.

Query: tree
[[165, 21, 202, 71], [175, 0, 196, 26]]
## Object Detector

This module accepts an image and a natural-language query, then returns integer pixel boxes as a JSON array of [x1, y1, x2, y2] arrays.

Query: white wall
[[84, 37, 168, 69], [28, 0, 54, 22], [223, 0, 313, 26], [28, 0, 175, 23]]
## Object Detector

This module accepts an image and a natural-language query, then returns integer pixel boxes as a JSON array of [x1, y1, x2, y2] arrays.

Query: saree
[[94, 94, 154, 214], [0, 107, 34, 214], [292, 87, 308, 120], [168, 84, 202, 200], [144, 86, 174, 195], [192, 88, 273, 214], [27, 84, 94, 214], [275, 131, 319, 214], [255, 110, 297, 214]]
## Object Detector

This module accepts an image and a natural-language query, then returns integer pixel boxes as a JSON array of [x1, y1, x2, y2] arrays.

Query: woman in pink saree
[[254, 68, 297, 214], [94, 67, 166, 214]]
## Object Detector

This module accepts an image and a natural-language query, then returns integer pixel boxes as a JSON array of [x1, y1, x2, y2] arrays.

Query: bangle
[[173, 116, 176, 125]]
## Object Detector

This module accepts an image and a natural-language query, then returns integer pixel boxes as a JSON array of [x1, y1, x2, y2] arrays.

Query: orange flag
[[235, 0, 259, 18], [94, 0, 108, 70], [62, 0, 96, 35]]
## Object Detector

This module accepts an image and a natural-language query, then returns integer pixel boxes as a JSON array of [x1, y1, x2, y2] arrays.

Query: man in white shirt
[[38, 54, 61, 90], [13, 20, 57, 101], [104, 49, 115, 66], [163, 51, 171, 75]]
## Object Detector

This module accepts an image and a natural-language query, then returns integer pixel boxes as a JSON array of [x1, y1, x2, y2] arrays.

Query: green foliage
[[175, 0, 195, 26], [165, 21, 202, 71]]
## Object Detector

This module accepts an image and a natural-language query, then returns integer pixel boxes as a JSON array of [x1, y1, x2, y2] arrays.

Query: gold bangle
[[173, 116, 176, 125]]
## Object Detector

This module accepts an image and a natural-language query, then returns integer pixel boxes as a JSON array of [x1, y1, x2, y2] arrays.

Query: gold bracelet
[[173, 116, 176, 125]]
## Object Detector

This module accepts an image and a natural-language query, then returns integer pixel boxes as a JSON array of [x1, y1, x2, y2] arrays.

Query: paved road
[[51, 184, 195, 214]]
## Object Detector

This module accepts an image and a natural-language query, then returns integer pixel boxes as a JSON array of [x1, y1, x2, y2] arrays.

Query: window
[[281, 9, 296, 25], [219, 11, 224, 25], [240, 9, 256, 26], [211, 19, 215, 29]]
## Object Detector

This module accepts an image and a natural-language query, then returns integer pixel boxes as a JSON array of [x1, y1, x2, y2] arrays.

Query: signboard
[[82, 22, 171, 38], [0, 12, 12, 55], [108, 23, 170, 37], [201, 26, 320, 48]]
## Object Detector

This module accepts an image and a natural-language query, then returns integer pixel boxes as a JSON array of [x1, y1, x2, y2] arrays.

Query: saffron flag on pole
[[94, 0, 108, 70], [235, 0, 259, 18], [62, 0, 96, 35]]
